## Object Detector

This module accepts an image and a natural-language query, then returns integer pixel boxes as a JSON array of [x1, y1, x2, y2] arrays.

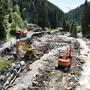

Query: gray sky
[[48, 0, 90, 12]]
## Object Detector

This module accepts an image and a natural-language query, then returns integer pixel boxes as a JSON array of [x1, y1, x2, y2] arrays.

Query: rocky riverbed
[[0, 32, 85, 90]]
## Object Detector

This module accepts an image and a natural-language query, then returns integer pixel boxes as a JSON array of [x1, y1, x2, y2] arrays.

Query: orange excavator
[[58, 45, 72, 71]]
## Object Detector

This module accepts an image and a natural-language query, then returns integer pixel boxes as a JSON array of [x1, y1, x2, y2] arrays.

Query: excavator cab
[[58, 46, 72, 71], [58, 55, 71, 67], [16, 36, 37, 61]]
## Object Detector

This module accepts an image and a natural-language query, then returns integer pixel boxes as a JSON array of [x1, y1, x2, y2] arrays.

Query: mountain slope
[[67, 2, 90, 24], [67, 7, 81, 24], [17, 0, 64, 28]]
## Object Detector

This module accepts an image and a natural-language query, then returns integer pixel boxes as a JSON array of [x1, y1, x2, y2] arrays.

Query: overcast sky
[[48, 0, 90, 13]]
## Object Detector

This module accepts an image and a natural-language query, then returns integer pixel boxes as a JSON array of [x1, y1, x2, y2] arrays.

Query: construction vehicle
[[15, 31, 38, 61], [16, 38, 29, 60], [58, 45, 72, 71]]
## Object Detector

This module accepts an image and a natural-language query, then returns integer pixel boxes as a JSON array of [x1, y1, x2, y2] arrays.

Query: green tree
[[81, 0, 90, 37], [29, 0, 38, 24], [12, 12, 24, 28], [34, 0, 49, 28], [0, 6, 6, 40], [14, 4, 21, 15], [61, 18, 67, 31], [10, 21, 16, 36], [10, 21, 16, 31], [9, 13, 12, 23], [70, 20, 77, 37], [8, 0, 13, 10]]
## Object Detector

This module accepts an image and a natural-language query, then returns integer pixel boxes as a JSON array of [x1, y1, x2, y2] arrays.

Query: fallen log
[[10, 68, 22, 85]]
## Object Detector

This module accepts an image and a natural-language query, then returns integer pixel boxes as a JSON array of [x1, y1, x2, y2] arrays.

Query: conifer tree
[[61, 18, 67, 31], [70, 20, 77, 37], [0, 1, 6, 40], [81, 0, 90, 37]]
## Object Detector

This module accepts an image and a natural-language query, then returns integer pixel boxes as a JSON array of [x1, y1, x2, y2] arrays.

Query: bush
[[0, 59, 11, 72]]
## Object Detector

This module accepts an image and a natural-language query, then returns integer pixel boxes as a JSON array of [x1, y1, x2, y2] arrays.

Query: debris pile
[[0, 61, 27, 89], [29, 50, 84, 90], [29, 68, 51, 90], [31, 33, 72, 56]]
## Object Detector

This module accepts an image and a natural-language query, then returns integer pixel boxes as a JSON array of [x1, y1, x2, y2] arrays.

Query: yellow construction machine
[[15, 32, 37, 61]]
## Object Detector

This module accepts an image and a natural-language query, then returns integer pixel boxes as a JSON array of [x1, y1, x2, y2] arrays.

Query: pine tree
[[70, 20, 77, 37], [29, 0, 38, 24], [61, 18, 67, 31], [8, 0, 13, 11], [13, 12, 24, 28], [81, 0, 90, 37], [14, 4, 21, 15], [41, 0, 49, 27], [0, 1, 6, 40]]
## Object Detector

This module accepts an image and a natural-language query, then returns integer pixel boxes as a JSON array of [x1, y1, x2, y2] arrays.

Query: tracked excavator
[[58, 45, 72, 71]]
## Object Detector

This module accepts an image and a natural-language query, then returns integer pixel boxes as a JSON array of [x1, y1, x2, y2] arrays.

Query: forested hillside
[[81, 0, 90, 37], [0, 0, 64, 40], [18, 0, 64, 28], [67, 7, 81, 24], [0, 0, 24, 40], [67, 2, 90, 24]]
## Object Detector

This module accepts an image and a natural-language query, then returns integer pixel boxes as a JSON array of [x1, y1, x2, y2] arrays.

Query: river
[[76, 38, 90, 90]]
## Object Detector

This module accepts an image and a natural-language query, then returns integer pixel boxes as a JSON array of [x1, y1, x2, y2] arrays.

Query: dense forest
[[18, 0, 64, 28]]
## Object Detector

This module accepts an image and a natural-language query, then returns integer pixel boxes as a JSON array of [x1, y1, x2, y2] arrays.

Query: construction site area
[[0, 25, 90, 90]]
